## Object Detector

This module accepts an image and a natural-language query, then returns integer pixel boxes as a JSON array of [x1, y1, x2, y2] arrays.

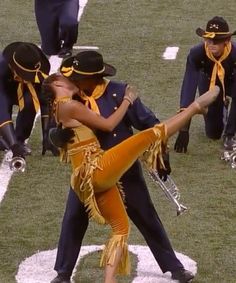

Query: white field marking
[[78, 0, 89, 21], [73, 45, 99, 50], [15, 245, 197, 283], [0, 151, 14, 203], [162, 47, 179, 60], [49, 56, 63, 74]]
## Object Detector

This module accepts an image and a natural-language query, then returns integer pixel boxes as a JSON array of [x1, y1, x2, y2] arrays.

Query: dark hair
[[42, 73, 62, 105], [41, 73, 62, 120]]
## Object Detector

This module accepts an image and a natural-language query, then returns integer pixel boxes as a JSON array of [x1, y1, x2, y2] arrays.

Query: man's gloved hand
[[174, 131, 189, 153], [10, 143, 26, 158], [49, 124, 75, 148], [156, 152, 171, 181]]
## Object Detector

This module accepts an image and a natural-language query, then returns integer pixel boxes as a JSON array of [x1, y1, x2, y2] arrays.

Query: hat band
[[13, 53, 48, 83], [61, 66, 106, 77], [203, 31, 231, 39]]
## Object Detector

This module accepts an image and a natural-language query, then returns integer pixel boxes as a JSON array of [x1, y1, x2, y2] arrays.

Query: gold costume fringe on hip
[[100, 234, 130, 275], [69, 142, 106, 224]]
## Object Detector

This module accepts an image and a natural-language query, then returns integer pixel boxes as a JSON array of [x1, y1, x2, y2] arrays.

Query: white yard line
[[78, 0, 89, 21], [0, 152, 14, 203]]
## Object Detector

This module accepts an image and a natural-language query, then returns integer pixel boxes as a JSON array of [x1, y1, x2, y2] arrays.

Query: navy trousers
[[198, 75, 236, 139], [54, 162, 184, 276], [35, 0, 79, 55]]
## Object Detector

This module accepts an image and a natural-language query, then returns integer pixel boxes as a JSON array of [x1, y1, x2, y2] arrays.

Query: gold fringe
[[59, 147, 70, 163], [100, 234, 130, 275], [141, 124, 167, 170], [69, 142, 106, 224]]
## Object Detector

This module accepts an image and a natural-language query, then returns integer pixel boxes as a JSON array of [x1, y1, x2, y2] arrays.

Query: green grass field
[[0, 0, 236, 282]]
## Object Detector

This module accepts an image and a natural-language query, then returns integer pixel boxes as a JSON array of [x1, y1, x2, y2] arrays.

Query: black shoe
[[171, 268, 194, 282], [50, 274, 71, 283], [58, 47, 72, 58], [223, 135, 236, 151]]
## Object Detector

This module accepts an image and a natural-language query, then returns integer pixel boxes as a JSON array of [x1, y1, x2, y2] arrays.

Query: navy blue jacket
[[95, 80, 160, 149], [95, 80, 160, 179], [180, 42, 236, 108]]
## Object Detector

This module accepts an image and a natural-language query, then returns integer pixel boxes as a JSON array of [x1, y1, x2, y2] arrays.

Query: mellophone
[[148, 169, 187, 216]]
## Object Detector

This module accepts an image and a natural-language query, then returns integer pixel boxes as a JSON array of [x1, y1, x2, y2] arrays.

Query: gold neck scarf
[[79, 78, 109, 114], [14, 73, 40, 112], [205, 41, 232, 101]]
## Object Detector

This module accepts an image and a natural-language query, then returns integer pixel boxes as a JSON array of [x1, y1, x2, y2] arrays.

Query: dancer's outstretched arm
[[164, 86, 220, 138]]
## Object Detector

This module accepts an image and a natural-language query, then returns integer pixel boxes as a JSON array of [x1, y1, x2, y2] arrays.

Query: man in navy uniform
[[0, 41, 58, 159], [174, 16, 236, 153], [35, 0, 79, 58], [50, 51, 194, 283]]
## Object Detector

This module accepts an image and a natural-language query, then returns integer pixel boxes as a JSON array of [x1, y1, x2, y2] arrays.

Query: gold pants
[[92, 127, 161, 274]]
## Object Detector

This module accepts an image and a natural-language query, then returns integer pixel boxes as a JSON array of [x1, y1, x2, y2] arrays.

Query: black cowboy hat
[[3, 42, 50, 83], [60, 50, 116, 80], [196, 16, 236, 40]]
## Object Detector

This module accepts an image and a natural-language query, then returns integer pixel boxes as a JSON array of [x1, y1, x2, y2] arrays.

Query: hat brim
[[60, 56, 116, 80], [3, 42, 50, 83], [196, 27, 236, 39]]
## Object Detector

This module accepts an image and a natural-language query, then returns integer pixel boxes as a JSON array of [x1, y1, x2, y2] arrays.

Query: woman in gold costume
[[43, 73, 219, 283]]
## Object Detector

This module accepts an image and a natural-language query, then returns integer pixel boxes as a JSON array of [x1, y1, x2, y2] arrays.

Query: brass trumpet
[[9, 156, 26, 172], [148, 169, 187, 216], [4, 151, 26, 172], [221, 150, 236, 169]]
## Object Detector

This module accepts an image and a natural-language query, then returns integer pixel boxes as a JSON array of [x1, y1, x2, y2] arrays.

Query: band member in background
[[49, 51, 195, 283], [34, 0, 80, 58], [0, 41, 58, 159], [174, 16, 236, 153]]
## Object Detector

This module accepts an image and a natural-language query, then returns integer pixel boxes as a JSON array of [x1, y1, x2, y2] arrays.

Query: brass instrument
[[221, 150, 236, 169], [9, 156, 26, 172], [4, 151, 26, 172], [148, 169, 187, 216]]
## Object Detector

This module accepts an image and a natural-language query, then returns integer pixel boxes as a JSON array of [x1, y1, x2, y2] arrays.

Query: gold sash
[[205, 41, 231, 102]]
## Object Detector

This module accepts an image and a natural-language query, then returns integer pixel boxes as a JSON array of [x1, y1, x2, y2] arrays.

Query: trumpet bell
[[9, 156, 26, 172], [148, 170, 187, 216]]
